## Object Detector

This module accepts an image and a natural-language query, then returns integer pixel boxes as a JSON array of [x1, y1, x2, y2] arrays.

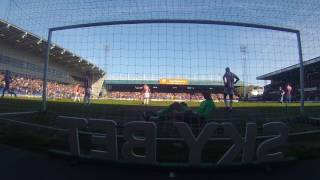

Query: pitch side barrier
[[2, 115, 320, 168], [53, 116, 289, 165]]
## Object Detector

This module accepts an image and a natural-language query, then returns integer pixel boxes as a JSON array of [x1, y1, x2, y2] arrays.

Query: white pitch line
[[310, 117, 320, 121], [0, 111, 38, 117], [0, 117, 66, 132]]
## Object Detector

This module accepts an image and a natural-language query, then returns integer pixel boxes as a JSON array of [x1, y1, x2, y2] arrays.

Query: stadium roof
[[257, 56, 320, 80], [105, 79, 231, 86], [0, 19, 105, 77]]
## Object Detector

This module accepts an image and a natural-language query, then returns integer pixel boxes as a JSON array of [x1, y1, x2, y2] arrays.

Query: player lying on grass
[[143, 91, 216, 123]]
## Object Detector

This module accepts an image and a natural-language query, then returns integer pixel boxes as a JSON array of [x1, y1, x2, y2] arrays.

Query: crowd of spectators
[[107, 91, 141, 100], [0, 72, 84, 99], [107, 91, 239, 101], [1, 71, 240, 101]]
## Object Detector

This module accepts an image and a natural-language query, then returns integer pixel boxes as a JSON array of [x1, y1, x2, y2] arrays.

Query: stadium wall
[[91, 75, 106, 98]]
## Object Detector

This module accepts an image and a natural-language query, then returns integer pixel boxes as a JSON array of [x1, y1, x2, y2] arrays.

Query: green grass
[[1, 97, 320, 132], [1, 97, 320, 162], [1, 98, 320, 127], [2, 97, 320, 124]]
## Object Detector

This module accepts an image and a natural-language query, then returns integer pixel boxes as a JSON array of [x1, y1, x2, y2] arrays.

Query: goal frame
[[42, 19, 305, 113]]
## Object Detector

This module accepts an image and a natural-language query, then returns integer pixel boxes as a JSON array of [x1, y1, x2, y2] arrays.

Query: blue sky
[[1, 0, 313, 86], [52, 24, 298, 85], [0, 1, 9, 18]]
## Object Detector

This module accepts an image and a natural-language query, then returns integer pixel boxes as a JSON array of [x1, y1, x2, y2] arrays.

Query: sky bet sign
[[57, 116, 288, 165]]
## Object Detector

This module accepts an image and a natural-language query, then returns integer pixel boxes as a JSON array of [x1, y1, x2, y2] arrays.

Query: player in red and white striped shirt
[[223, 67, 239, 111], [74, 84, 81, 102]]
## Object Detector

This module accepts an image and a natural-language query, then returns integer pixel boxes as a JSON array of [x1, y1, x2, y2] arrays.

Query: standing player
[[142, 84, 151, 105], [222, 67, 239, 111], [1, 70, 17, 98], [286, 83, 293, 103], [84, 71, 92, 105], [74, 84, 81, 102], [279, 86, 285, 103]]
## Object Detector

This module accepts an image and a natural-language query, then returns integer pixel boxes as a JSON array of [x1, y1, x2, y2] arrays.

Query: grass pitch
[[1, 97, 320, 131], [1, 97, 320, 123]]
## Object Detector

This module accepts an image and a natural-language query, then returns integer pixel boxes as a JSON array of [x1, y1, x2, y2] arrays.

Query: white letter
[[217, 123, 243, 165], [242, 123, 257, 163], [217, 123, 258, 164], [121, 121, 157, 164], [89, 119, 117, 160], [175, 122, 218, 164], [256, 122, 288, 162], [56, 116, 87, 156]]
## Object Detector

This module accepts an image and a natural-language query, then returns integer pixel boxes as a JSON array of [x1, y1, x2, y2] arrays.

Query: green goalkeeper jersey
[[195, 99, 216, 120]]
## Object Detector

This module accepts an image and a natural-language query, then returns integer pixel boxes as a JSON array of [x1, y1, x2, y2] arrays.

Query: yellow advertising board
[[159, 78, 189, 85]]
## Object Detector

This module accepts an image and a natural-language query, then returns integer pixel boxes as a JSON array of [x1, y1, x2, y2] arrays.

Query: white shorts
[[144, 93, 150, 98]]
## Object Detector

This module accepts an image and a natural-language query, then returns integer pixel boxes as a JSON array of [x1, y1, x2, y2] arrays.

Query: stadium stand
[[105, 91, 230, 102], [0, 71, 84, 99], [104, 79, 239, 101], [0, 19, 105, 98], [257, 56, 320, 101]]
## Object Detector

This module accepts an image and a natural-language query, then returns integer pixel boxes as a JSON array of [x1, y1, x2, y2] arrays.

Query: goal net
[[2, 0, 320, 123]]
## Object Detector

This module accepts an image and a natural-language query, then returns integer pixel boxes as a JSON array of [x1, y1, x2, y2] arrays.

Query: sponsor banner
[[56, 116, 289, 165], [159, 78, 189, 85]]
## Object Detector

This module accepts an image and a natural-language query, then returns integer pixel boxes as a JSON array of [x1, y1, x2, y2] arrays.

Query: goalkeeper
[[143, 91, 216, 122]]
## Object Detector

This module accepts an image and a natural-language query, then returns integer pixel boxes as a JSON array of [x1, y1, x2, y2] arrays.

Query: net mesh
[[0, 0, 319, 126], [4, 0, 320, 60]]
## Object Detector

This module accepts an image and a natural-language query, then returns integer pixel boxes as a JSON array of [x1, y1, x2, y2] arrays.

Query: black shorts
[[84, 90, 91, 97], [4, 84, 10, 90], [224, 87, 234, 99]]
